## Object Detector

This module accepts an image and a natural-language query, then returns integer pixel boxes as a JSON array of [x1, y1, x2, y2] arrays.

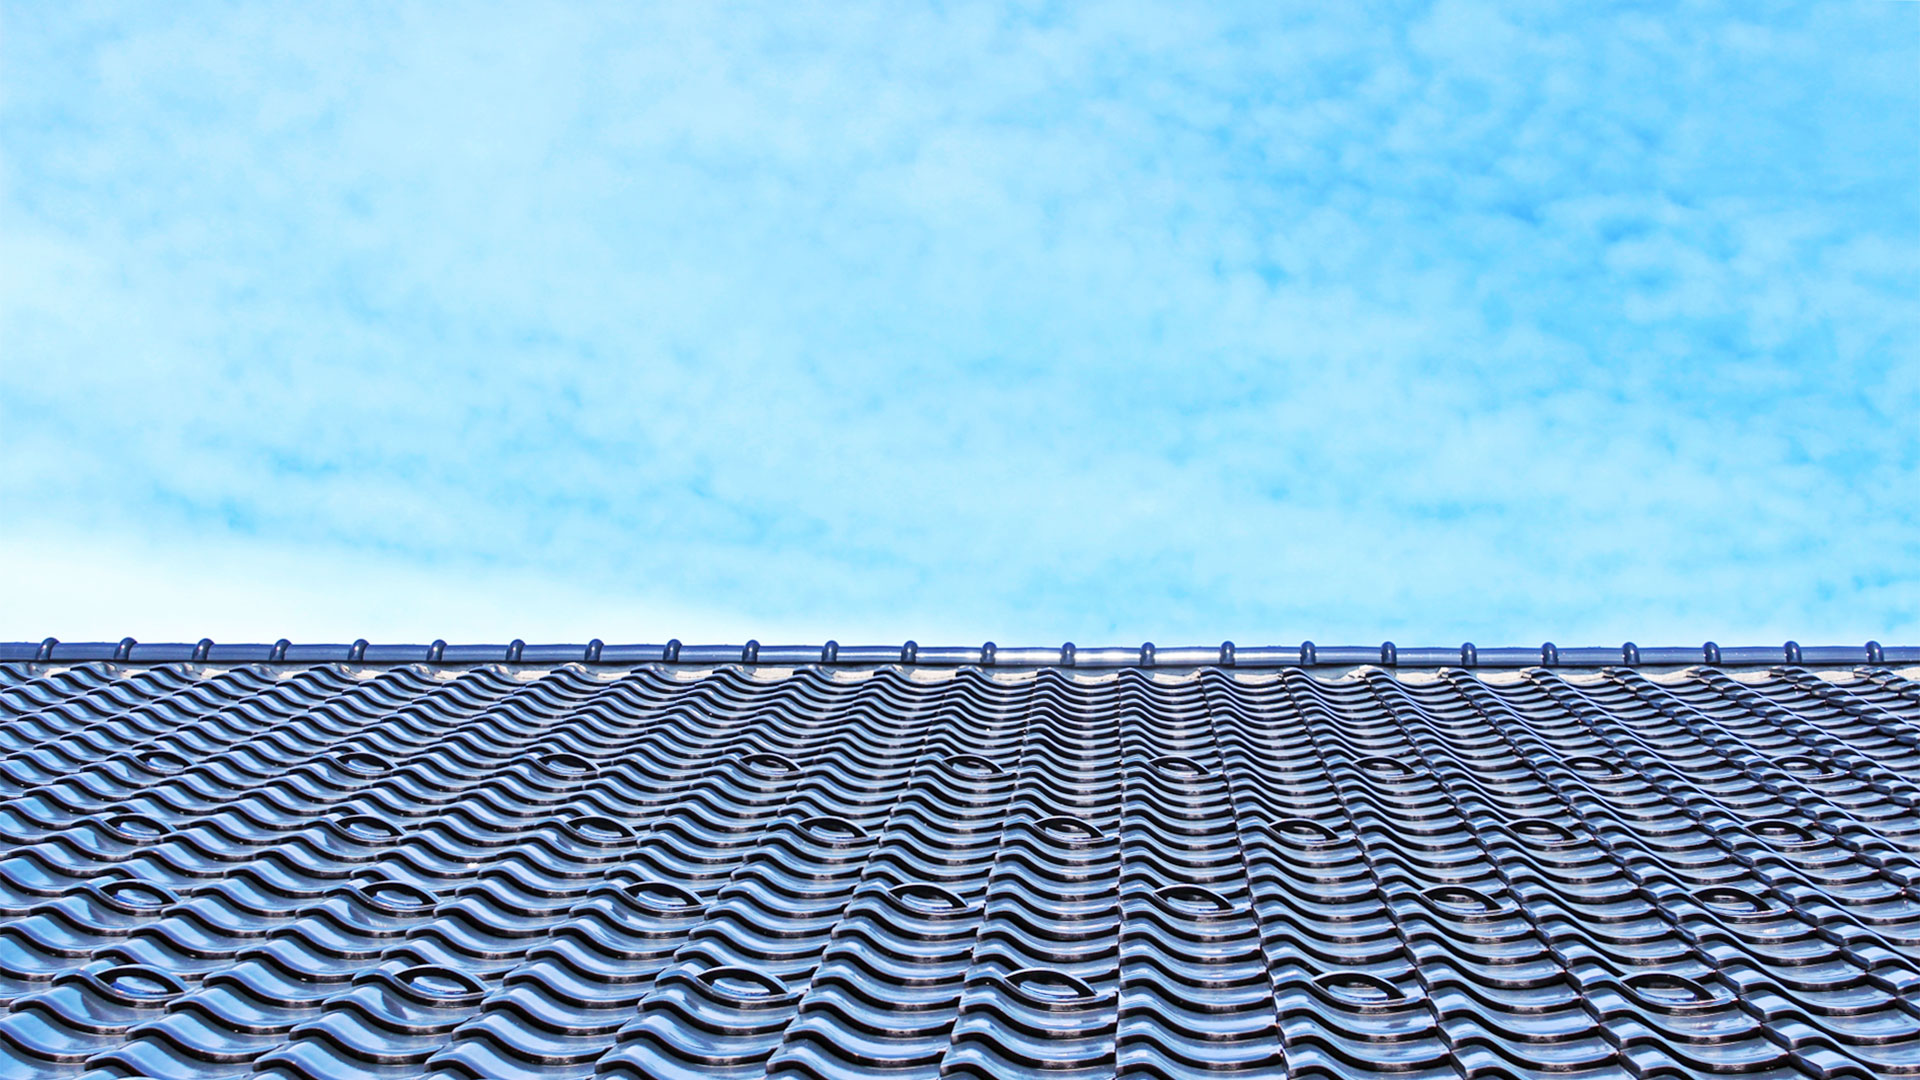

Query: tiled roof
[[0, 650, 1916, 1078]]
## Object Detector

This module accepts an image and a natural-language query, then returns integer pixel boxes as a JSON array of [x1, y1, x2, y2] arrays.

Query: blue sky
[[1, 2, 1916, 648]]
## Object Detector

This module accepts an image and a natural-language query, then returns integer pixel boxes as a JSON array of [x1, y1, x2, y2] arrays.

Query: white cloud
[[0, 528, 851, 647], [0, 2, 1914, 647]]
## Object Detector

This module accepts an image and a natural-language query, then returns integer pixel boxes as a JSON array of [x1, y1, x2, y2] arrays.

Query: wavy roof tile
[[0, 647, 1916, 1078]]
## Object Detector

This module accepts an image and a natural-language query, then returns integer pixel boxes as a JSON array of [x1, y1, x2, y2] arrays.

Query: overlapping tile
[[0, 654, 1915, 1078]]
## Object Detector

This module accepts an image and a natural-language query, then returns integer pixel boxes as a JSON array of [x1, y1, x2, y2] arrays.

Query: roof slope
[[0, 659, 1916, 1078]]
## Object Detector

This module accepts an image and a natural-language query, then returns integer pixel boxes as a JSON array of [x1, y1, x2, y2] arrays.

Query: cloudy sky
[[2, 2, 1915, 649]]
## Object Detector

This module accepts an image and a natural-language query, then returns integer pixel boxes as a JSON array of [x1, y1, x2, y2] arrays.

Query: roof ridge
[[2, 638, 1911, 669]]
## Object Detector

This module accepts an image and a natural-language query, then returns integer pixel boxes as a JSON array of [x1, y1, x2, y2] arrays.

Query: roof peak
[[3, 638, 1909, 669]]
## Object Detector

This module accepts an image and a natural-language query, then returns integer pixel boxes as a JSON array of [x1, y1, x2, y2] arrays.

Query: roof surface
[[0, 656, 1916, 1078]]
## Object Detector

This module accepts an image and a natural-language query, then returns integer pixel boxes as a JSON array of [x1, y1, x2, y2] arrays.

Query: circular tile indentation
[[567, 815, 635, 844], [741, 752, 800, 777], [890, 882, 968, 914], [397, 964, 486, 1003], [358, 880, 436, 914], [1355, 756, 1414, 778], [96, 879, 178, 912], [137, 750, 188, 774], [1034, 815, 1104, 844], [337, 815, 401, 842], [1751, 819, 1817, 847], [625, 880, 703, 912], [1007, 967, 1098, 1006], [1268, 818, 1340, 847], [97, 965, 185, 1003], [1153, 883, 1233, 916], [697, 966, 788, 1002], [1566, 755, 1621, 777], [338, 751, 389, 777], [799, 816, 868, 844], [1424, 885, 1501, 915], [1510, 818, 1577, 846], [1624, 972, 1721, 1009], [944, 754, 1004, 777], [1775, 755, 1841, 780], [1696, 886, 1771, 916], [1315, 971, 1406, 1006], [539, 751, 596, 777], [1150, 755, 1210, 779], [104, 814, 167, 841]]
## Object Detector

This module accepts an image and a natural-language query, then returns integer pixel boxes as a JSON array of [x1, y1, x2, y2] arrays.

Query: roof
[[0, 651, 1916, 1078]]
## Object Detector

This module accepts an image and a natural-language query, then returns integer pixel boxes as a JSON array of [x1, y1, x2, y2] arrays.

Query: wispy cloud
[[2, 2, 1915, 646]]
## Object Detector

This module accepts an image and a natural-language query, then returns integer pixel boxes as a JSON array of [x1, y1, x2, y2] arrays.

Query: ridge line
[[1, 638, 1910, 669]]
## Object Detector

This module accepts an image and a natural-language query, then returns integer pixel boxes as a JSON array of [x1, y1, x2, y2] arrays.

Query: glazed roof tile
[[0, 645, 1916, 1078]]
